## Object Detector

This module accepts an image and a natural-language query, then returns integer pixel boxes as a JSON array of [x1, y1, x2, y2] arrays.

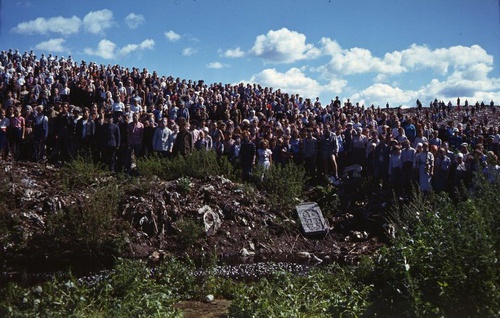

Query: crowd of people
[[1, 48, 499, 198]]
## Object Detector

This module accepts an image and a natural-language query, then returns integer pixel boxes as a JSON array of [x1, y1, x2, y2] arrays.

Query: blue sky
[[1, 0, 500, 107]]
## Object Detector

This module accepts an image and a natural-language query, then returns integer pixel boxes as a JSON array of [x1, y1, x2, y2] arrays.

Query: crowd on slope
[[1, 48, 499, 198]]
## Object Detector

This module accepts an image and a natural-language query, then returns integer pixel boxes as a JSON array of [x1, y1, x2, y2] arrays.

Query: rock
[[149, 251, 161, 261], [311, 254, 323, 263], [296, 202, 329, 236], [200, 205, 221, 236], [204, 294, 215, 303], [296, 251, 311, 259], [240, 247, 255, 257]]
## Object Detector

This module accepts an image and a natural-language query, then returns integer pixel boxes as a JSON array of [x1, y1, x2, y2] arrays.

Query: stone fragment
[[295, 202, 329, 236]]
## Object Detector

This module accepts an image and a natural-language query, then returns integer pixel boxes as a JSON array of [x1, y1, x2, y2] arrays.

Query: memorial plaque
[[296, 202, 329, 236]]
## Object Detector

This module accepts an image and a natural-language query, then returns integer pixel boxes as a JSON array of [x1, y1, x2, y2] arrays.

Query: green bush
[[371, 187, 499, 317], [45, 184, 126, 257], [0, 259, 182, 317], [59, 155, 110, 192], [176, 216, 205, 250], [228, 265, 371, 317], [253, 163, 307, 212], [136, 150, 237, 181]]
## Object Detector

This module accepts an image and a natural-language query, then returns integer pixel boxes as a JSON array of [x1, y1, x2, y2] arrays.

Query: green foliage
[[253, 163, 307, 212], [136, 150, 237, 181], [176, 216, 205, 250], [59, 155, 110, 192], [228, 265, 372, 317], [0, 259, 182, 317], [307, 185, 340, 219], [134, 153, 168, 179], [46, 184, 127, 257], [176, 176, 191, 194], [371, 187, 500, 317]]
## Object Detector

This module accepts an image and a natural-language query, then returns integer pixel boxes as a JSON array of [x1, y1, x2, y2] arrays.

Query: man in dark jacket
[[101, 114, 120, 172], [239, 130, 256, 182], [172, 117, 192, 156]]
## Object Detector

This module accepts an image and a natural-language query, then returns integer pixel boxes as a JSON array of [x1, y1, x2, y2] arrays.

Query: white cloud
[[319, 37, 342, 56], [164, 30, 181, 41], [222, 47, 244, 58], [324, 78, 348, 96], [83, 9, 114, 34], [250, 28, 320, 63], [125, 13, 145, 29], [35, 38, 68, 53], [249, 68, 324, 99], [84, 39, 117, 59], [351, 84, 416, 107], [119, 39, 155, 55], [182, 47, 196, 56], [320, 47, 406, 76], [11, 16, 81, 36], [207, 62, 227, 69]]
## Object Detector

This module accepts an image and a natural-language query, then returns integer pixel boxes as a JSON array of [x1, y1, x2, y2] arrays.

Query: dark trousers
[[103, 147, 117, 172]]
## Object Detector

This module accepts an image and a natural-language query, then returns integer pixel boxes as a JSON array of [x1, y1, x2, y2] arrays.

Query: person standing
[[0, 109, 10, 161], [8, 107, 25, 161], [127, 112, 144, 170], [414, 142, 434, 194], [239, 130, 256, 182], [152, 117, 173, 158], [172, 117, 193, 157], [101, 114, 120, 172], [32, 105, 48, 162]]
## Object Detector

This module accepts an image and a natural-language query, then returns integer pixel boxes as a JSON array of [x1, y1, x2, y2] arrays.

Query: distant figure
[[172, 117, 193, 156]]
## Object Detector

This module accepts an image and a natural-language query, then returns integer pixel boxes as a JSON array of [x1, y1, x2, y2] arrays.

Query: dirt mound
[[1, 160, 387, 267]]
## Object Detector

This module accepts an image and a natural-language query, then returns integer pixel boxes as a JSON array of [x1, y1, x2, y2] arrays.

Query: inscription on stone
[[296, 202, 329, 236]]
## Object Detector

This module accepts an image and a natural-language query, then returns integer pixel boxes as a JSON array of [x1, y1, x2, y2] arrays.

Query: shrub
[[45, 184, 126, 257], [0, 259, 182, 317], [253, 163, 307, 212], [137, 150, 237, 181], [228, 265, 371, 317], [59, 155, 110, 192], [371, 187, 499, 317]]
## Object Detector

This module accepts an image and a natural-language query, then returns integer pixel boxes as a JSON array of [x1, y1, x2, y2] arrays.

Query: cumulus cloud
[[164, 30, 181, 41], [119, 39, 155, 55], [84, 39, 117, 59], [249, 68, 324, 98], [11, 16, 81, 36], [318, 37, 342, 56], [222, 47, 244, 58], [35, 38, 68, 53], [125, 13, 144, 29], [207, 62, 227, 69], [83, 9, 114, 34], [182, 47, 196, 56], [85, 38, 154, 59], [351, 83, 416, 107], [323, 78, 348, 96], [315, 39, 495, 86], [250, 28, 320, 63], [400, 44, 493, 74]]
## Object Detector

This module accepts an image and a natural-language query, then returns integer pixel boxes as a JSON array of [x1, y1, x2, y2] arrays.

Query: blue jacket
[[101, 122, 121, 148]]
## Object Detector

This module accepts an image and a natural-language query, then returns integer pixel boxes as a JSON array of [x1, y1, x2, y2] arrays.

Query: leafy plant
[[253, 163, 307, 212], [45, 184, 127, 257], [176, 217, 205, 250], [59, 155, 110, 192], [371, 185, 499, 317]]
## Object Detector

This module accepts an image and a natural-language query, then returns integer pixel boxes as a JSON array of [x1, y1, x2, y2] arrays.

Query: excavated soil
[[1, 160, 390, 279]]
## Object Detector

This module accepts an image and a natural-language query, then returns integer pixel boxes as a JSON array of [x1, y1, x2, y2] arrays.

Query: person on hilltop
[[101, 114, 120, 173], [172, 117, 193, 157]]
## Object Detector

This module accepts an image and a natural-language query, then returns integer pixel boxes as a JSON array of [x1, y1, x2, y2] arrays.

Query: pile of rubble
[[1, 161, 386, 266]]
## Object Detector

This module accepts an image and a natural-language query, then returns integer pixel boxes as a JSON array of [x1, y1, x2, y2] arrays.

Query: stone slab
[[296, 202, 329, 236]]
